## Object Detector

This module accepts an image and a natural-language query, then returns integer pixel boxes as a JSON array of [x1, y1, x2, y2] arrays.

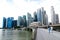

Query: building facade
[[27, 13, 33, 26], [34, 12, 37, 22], [12, 20, 17, 28], [7, 17, 14, 28], [37, 8, 42, 25], [17, 16, 21, 27], [51, 6, 56, 24], [55, 14, 59, 24], [17, 16, 24, 27], [23, 15, 27, 27], [45, 14, 48, 25], [3, 17, 6, 28]]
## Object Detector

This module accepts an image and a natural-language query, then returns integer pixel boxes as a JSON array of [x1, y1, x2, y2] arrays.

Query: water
[[0, 29, 32, 40]]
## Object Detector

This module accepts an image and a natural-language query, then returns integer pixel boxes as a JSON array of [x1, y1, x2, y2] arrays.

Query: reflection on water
[[0, 29, 32, 40]]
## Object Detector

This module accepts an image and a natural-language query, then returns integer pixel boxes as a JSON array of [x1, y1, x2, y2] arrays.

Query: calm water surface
[[0, 29, 32, 40]]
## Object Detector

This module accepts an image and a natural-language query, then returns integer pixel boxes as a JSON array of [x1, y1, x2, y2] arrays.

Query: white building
[[51, 6, 56, 24]]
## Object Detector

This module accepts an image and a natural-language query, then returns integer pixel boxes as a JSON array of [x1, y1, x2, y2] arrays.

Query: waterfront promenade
[[36, 28, 60, 40]]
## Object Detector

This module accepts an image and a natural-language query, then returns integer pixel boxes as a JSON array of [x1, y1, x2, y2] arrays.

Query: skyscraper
[[27, 13, 33, 26], [45, 14, 48, 25], [41, 7, 48, 25], [12, 20, 17, 28], [7, 17, 14, 28], [3, 17, 6, 28], [17, 16, 21, 27], [51, 6, 56, 24], [37, 8, 42, 25], [23, 15, 27, 27], [17, 16, 24, 27], [34, 11, 37, 22], [55, 14, 59, 24], [41, 7, 45, 25]]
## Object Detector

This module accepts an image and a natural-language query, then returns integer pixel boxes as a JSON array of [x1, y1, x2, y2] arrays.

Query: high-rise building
[[27, 13, 33, 26], [45, 14, 48, 25], [17, 16, 21, 27], [23, 15, 27, 27], [55, 14, 59, 24], [31, 17, 34, 22], [12, 20, 17, 28], [7, 17, 14, 28], [51, 6, 56, 24], [34, 12, 37, 22], [41, 7, 48, 25], [3, 17, 6, 28], [37, 8, 42, 25], [41, 7, 45, 25], [17, 16, 24, 27]]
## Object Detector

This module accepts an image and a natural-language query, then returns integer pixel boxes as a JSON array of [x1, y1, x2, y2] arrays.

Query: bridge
[[29, 22, 60, 28]]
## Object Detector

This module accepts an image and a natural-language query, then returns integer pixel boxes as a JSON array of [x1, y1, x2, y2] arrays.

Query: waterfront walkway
[[36, 28, 60, 40]]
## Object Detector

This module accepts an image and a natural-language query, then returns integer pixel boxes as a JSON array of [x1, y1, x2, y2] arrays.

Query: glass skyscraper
[[12, 20, 17, 28], [17, 16, 24, 27], [3, 17, 6, 28], [7, 17, 14, 28], [37, 8, 42, 23], [17, 16, 22, 27], [34, 12, 37, 22], [23, 15, 27, 27]]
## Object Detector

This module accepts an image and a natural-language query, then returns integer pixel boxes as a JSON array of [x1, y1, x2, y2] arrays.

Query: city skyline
[[2, 7, 59, 28], [2, 6, 60, 28], [0, 0, 60, 27]]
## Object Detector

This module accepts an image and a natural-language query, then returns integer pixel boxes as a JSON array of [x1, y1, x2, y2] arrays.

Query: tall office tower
[[34, 11, 37, 22], [37, 8, 42, 25], [45, 14, 48, 25], [41, 7, 48, 25], [12, 20, 17, 28], [55, 14, 59, 24], [3, 17, 6, 28], [7, 17, 14, 28], [41, 7, 45, 25], [23, 15, 27, 27], [51, 6, 56, 24], [17, 16, 22, 27], [27, 13, 32, 26], [31, 17, 34, 22]]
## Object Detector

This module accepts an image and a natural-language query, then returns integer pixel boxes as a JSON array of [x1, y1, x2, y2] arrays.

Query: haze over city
[[0, 0, 60, 27]]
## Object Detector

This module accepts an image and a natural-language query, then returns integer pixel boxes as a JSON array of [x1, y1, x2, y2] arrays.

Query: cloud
[[25, 0, 40, 1], [6, 0, 13, 5], [25, 0, 45, 3]]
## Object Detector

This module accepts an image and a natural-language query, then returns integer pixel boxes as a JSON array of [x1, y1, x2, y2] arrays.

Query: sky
[[0, 0, 60, 27]]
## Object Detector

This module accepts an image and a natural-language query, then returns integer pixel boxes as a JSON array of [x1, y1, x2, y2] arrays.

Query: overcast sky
[[0, 0, 60, 27]]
